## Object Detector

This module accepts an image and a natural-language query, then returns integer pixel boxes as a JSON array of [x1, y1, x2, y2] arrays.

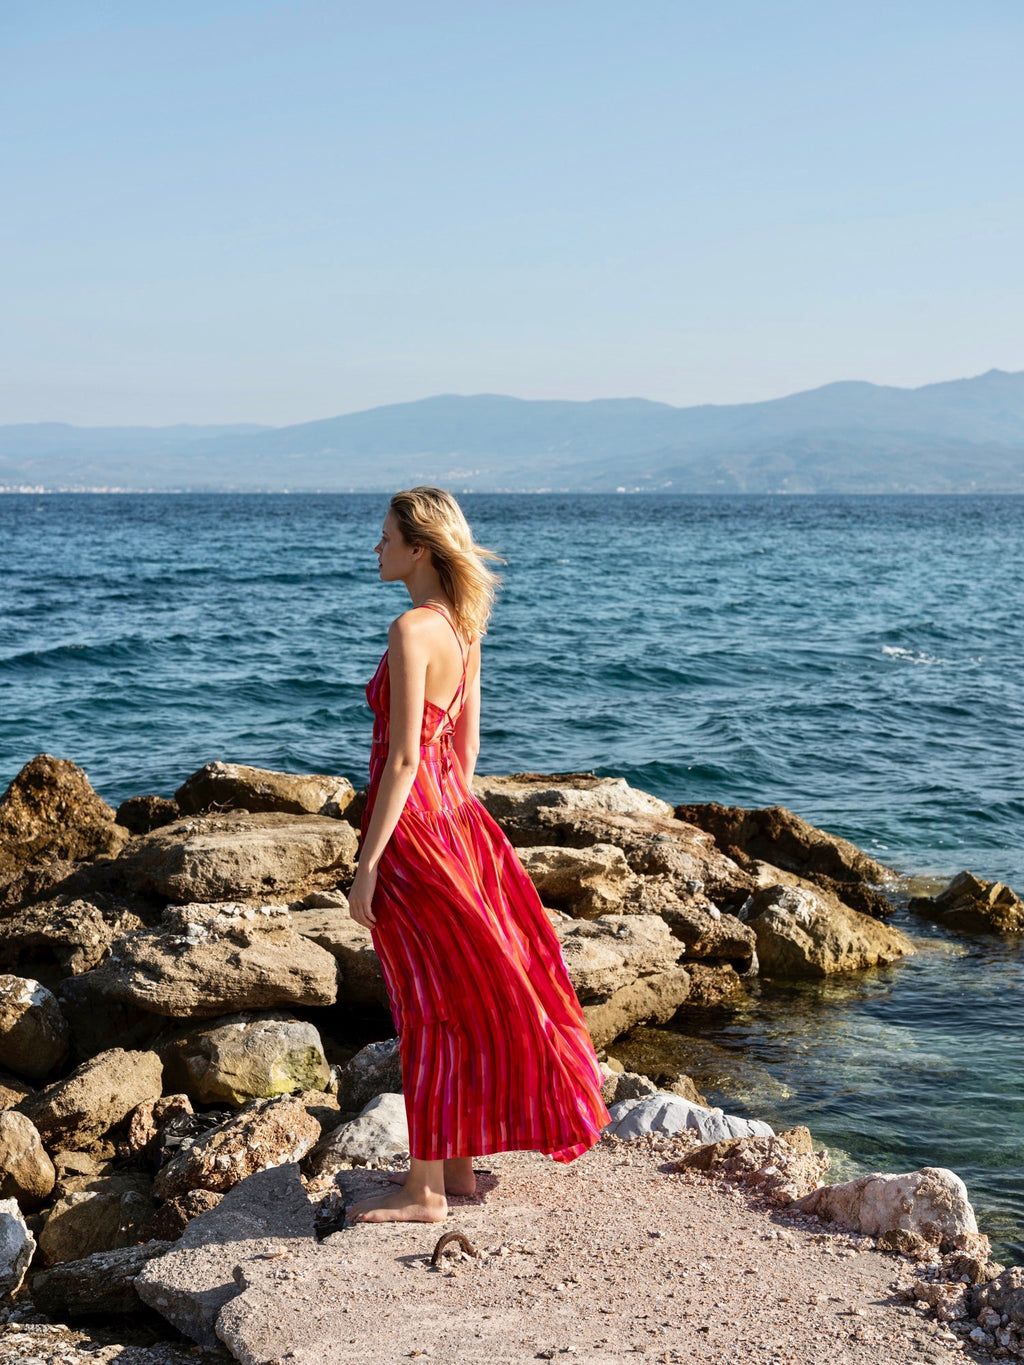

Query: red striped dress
[[361, 603, 610, 1163]]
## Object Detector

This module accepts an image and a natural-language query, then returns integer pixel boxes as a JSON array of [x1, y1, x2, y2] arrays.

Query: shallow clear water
[[1, 492, 1021, 1260]]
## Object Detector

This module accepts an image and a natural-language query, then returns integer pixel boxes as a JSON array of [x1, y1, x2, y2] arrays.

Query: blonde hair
[[389, 486, 504, 639]]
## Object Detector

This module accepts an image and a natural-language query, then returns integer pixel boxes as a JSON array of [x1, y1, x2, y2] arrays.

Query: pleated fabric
[[361, 607, 611, 1163]]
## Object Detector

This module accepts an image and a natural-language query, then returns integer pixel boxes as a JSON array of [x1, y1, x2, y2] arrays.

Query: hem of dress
[[410, 1124, 607, 1166]]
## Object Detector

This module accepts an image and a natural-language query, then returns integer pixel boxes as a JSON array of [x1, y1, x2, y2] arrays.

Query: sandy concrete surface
[[216, 1137, 981, 1365]]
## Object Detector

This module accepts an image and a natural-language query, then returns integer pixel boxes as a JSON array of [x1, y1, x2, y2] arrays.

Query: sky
[[2, 1, 1023, 426]]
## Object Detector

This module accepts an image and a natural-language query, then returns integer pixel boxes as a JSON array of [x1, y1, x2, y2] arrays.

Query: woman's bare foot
[[346, 1187, 447, 1224], [386, 1157, 477, 1197]]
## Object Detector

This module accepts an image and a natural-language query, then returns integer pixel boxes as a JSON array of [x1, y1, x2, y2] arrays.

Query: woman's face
[[374, 509, 419, 582]]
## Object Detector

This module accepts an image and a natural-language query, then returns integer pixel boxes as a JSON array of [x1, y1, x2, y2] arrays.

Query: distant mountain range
[[2, 369, 1023, 493]]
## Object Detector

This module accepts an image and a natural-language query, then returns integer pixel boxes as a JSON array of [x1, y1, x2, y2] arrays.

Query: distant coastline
[[3, 367, 1024, 494]]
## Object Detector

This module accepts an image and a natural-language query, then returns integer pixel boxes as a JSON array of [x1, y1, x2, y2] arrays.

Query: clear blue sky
[[2, 1, 1022, 425]]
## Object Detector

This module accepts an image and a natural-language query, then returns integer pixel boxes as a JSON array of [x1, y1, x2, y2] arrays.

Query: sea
[[1, 492, 1022, 1262]]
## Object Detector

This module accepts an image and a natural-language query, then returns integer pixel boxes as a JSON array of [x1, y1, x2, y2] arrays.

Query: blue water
[[1, 493, 1022, 1261]]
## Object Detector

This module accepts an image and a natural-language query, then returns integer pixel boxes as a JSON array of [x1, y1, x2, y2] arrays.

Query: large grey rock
[[161, 1012, 330, 1106], [746, 884, 915, 978], [0, 974, 69, 1079], [135, 1162, 315, 1347], [37, 1173, 155, 1265], [153, 1094, 321, 1200], [910, 869, 1024, 934], [288, 903, 388, 1005], [76, 901, 339, 1018], [335, 1037, 402, 1113], [604, 1092, 774, 1144], [0, 897, 145, 989], [793, 1167, 979, 1248], [116, 811, 358, 903], [31, 1239, 172, 1317], [19, 1047, 163, 1151], [0, 1196, 34, 1299], [517, 843, 635, 918], [474, 773, 675, 829], [306, 1091, 409, 1175], [0, 755, 128, 900], [557, 914, 691, 1048], [176, 761, 356, 819], [0, 1110, 55, 1207]]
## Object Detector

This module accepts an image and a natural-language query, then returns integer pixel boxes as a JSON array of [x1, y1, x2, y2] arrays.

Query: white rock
[[792, 1167, 978, 1247], [0, 1197, 35, 1299], [603, 1092, 774, 1143], [309, 1092, 409, 1170]]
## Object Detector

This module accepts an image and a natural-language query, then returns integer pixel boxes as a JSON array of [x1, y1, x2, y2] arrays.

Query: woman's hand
[[347, 863, 378, 929]]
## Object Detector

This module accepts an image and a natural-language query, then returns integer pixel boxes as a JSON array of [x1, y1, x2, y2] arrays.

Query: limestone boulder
[[640, 884, 757, 965], [31, 1239, 172, 1318], [37, 1173, 155, 1265], [0, 755, 128, 898], [740, 857, 897, 920], [0, 1111, 55, 1207], [517, 843, 635, 918], [604, 1092, 774, 1144], [76, 900, 338, 1018], [0, 897, 145, 988], [161, 1012, 330, 1106], [153, 1094, 321, 1199], [676, 802, 895, 903], [176, 761, 356, 819], [306, 1091, 409, 1174], [336, 1037, 402, 1114], [116, 811, 358, 903], [746, 883, 915, 978], [19, 1047, 163, 1151], [135, 1163, 315, 1347], [0, 1197, 35, 1299], [557, 915, 691, 1048], [910, 870, 1024, 934], [115, 794, 179, 835], [497, 803, 753, 909], [792, 1167, 978, 1249], [0, 974, 68, 1079], [473, 772, 675, 835], [289, 901, 388, 1006], [675, 1131, 830, 1204]]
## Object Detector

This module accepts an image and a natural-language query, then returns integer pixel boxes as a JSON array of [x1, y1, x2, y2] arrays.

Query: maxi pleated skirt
[[361, 646, 611, 1163]]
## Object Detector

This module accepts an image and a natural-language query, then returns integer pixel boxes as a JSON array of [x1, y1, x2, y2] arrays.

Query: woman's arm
[[453, 637, 481, 784], [347, 614, 429, 928]]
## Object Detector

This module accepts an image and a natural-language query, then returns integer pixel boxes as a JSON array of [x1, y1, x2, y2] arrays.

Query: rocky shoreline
[[0, 753, 1022, 1363]]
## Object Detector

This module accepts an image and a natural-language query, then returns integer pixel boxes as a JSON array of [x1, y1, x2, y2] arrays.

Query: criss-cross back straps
[[416, 602, 469, 727]]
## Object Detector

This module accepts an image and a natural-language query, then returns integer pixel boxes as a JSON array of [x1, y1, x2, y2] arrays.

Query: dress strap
[[415, 603, 470, 727]]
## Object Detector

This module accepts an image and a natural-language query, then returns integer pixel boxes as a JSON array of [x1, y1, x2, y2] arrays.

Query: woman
[[345, 486, 610, 1224]]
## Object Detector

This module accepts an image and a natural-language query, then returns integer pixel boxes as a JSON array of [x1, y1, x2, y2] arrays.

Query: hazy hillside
[[2, 370, 1023, 492]]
